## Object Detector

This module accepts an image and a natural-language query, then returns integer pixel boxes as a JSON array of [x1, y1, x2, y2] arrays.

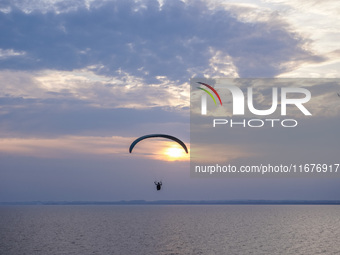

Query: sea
[[0, 205, 339, 255]]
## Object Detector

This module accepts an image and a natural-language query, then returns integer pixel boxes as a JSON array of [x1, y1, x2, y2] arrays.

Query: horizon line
[[1, 199, 340, 206]]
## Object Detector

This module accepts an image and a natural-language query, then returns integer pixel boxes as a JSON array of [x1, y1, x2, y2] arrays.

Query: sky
[[0, 0, 340, 202]]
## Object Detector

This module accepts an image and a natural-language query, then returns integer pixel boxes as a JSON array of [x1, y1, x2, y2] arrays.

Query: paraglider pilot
[[154, 181, 162, 191]]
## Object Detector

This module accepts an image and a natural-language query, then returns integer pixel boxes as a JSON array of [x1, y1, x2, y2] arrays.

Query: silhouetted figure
[[338, 93, 340, 97], [154, 181, 162, 191]]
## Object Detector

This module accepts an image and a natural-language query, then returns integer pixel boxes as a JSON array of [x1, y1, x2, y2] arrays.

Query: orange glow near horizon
[[164, 146, 188, 161], [130, 140, 189, 162], [0, 136, 191, 162]]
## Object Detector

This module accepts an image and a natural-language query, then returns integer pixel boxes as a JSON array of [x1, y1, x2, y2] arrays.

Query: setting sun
[[165, 147, 183, 157], [164, 146, 188, 161]]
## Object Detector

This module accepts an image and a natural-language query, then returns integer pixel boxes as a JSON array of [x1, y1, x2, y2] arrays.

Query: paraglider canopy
[[129, 134, 188, 154]]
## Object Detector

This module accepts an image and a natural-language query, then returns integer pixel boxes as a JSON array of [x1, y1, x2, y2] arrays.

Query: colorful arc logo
[[197, 82, 222, 115], [197, 82, 222, 106]]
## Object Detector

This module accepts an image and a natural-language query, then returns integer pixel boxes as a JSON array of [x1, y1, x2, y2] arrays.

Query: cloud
[[262, 0, 340, 77], [0, 48, 26, 59], [0, 0, 321, 80], [0, 69, 190, 109], [0, 68, 190, 137], [0, 99, 189, 138], [0, 135, 126, 158], [0, 135, 190, 162]]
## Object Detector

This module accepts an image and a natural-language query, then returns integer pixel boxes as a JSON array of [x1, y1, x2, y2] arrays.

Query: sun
[[164, 146, 188, 161]]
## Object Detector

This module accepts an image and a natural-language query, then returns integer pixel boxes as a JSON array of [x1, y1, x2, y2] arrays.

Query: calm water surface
[[0, 205, 339, 255]]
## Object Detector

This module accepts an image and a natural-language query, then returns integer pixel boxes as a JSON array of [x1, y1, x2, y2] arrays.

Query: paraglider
[[129, 134, 188, 154], [154, 181, 162, 190], [129, 134, 188, 191]]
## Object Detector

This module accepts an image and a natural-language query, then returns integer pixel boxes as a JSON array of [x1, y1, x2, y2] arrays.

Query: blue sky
[[0, 0, 339, 202]]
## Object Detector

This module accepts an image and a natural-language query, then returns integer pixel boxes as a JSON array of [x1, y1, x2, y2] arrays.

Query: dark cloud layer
[[0, 0, 322, 80]]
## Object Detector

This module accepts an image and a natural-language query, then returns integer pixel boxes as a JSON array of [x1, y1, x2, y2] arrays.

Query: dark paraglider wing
[[129, 134, 188, 154]]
